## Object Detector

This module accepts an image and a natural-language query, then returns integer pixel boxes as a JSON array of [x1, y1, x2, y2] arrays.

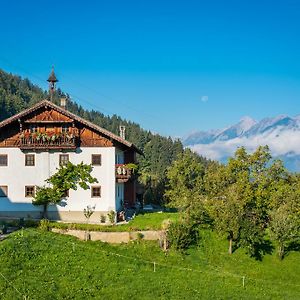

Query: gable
[[0, 100, 142, 154], [24, 107, 74, 123]]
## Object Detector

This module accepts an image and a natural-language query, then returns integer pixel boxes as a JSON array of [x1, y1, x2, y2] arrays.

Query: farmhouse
[[0, 70, 142, 222]]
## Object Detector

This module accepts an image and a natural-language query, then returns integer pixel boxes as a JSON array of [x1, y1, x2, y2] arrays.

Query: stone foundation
[[0, 211, 112, 224]]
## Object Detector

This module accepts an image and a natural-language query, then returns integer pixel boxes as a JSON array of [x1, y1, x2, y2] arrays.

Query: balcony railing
[[19, 132, 77, 149], [115, 164, 132, 182]]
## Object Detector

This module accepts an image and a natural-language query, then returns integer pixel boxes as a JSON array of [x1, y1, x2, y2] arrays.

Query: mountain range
[[183, 115, 300, 171]]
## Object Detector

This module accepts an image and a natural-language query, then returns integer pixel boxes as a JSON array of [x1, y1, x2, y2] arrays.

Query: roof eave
[[0, 100, 143, 155]]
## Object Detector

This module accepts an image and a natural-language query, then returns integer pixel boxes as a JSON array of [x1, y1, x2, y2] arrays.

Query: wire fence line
[[66, 236, 300, 289], [14, 230, 300, 288], [0, 271, 26, 299], [1, 229, 300, 299]]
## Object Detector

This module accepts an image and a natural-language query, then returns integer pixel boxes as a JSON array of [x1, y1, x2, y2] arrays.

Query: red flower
[[48, 131, 55, 137]]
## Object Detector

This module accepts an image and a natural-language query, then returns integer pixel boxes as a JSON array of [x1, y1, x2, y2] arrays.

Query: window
[[116, 153, 124, 164], [0, 186, 8, 197], [91, 186, 101, 198], [25, 154, 35, 166], [59, 154, 69, 166], [92, 154, 101, 166], [25, 186, 35, 197], [0, 155, 8, 166]]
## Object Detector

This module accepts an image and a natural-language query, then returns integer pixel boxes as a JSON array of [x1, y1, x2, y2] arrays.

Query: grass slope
[[49, 212, 180, 232], [0, 229, 299, 300]]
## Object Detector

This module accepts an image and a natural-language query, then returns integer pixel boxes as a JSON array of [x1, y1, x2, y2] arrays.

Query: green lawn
[[49, 211, 180, 232], [0, 229, 299, 299]]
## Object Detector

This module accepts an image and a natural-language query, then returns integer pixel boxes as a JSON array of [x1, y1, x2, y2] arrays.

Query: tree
[[269, 204, 300, 259], [205, 146, 278, 256], [33, 162, 98, 218], [269, 176, 300, 259], [165, 149, 206, 210], [33, 186, 63, 218], [209, 182, 251, 254]]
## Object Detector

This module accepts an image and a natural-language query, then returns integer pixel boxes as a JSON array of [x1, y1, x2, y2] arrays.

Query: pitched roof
[[0, 100, 143, 155]]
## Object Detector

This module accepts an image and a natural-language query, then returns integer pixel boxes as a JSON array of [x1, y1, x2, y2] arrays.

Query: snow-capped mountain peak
[[182, 114, 300, 171], [214, 116, 257, 141], [239, 116, 257, 130]]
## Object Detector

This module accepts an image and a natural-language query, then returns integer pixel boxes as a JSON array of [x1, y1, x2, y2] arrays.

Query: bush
[[108, 210, 116, 224], [0, 223, 8, 234], [18, 218, 25, 228], [136, 232, 144, 240], [100, 214, 106, 223], [167, 221, 198, 251], [24, 219, 39, 228], [39, 219, 51, 231]]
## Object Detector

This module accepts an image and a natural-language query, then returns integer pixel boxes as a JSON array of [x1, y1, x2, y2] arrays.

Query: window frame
[[25, 154, 35, 166], [59, 154, 69, 166], [0, 155, 8, 166], [0, 186, 8, 197], [91, 154, 102, 166], [25, 186, 35, 198], [91, 186, 101, 198]]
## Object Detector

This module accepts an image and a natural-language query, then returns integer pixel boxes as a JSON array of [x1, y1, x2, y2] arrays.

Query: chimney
[[119, 125, 126, 139], [60, 97, 67, 109]]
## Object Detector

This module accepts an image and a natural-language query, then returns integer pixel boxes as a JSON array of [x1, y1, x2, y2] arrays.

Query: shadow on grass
[[251, 240, 274, 261], [233, 239, 274, 261], [287, 241, 300, 253], [137, 208, 178, 215]]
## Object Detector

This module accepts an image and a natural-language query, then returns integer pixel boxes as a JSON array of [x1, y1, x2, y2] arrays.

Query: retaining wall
[[51, 228, 162, 243]]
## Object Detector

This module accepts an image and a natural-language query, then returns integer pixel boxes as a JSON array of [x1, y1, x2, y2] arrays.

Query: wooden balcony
[[116, 164, 132, 183], [19, 133, 77, 150]]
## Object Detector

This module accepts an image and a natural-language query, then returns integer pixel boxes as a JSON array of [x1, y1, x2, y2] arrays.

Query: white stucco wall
[[0, 147, 116, 216]]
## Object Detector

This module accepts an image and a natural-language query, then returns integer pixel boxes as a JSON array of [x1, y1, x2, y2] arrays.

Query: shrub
[[161, 219, 172, 230], [108, 210, 116, 224], [167, 221, 198, 251], [83, 205, 95, 223], [100, 215, 106, 223], [24, 219, 39, 228], [18, 218, 25, 228], [136, 232, 144, 240], [0, 223, 8, 234], [39, 219, 51, 231]]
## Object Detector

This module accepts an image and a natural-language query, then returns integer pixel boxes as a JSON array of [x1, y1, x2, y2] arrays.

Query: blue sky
[[0, 0, 299, 137]]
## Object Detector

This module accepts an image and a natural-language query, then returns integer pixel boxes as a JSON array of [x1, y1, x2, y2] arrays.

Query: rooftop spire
[[47, 66, 58, 101]]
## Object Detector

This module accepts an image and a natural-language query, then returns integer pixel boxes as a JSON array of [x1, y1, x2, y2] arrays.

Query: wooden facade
[[0, 106, 114, 149]]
